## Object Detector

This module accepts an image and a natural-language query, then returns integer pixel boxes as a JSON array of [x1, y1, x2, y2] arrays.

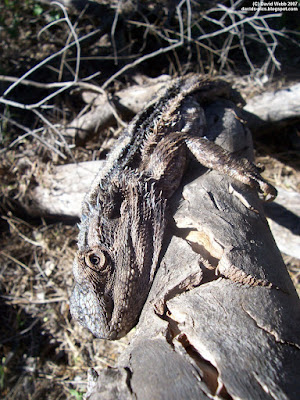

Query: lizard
[[70, 75, 277, 340]]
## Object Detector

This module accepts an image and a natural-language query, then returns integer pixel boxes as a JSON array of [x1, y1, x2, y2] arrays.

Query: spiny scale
[[70, 75, 277, 339]]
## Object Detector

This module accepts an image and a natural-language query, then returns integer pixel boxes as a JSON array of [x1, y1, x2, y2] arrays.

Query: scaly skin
[[70, 75, 277, 339]]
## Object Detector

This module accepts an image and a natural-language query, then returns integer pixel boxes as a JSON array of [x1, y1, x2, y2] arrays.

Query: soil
[[0, 1, 299, 399]]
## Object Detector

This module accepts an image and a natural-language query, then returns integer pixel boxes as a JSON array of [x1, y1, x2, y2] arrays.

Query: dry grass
[[255, 130, 300, 294], [0, 1, 299, 399], [0, 214, 131, 399]]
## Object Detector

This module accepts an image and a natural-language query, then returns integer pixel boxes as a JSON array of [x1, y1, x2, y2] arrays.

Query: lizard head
[[70, 245, 118, 339], [70, 179, 166, 339], [70, 240, 152, 339]]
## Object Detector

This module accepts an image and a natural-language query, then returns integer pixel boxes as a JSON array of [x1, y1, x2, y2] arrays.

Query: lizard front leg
[[185, 136, 277, 202], [141, 132, 188, 199]]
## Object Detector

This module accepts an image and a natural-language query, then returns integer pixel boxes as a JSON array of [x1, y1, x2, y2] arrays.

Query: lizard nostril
[[70, 75, 277, 340]]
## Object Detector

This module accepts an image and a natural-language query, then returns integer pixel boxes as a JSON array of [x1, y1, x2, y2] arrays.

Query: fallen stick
[[64, 79, 300, 140], [83, 98, 300, 399], [64, 75, 171, 139], [25, 96, 300, 399]]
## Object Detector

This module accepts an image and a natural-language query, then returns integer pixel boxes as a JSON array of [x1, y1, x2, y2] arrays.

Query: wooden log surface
[[82, 99, 300, 400], [25, 160, 101, 217], [25, 132, 300, 260], [62, 78, 300, 140], [64, 75, 171, 139], [25, 160, 300, 260], [265, 189, 300, 259], [244, 82, 300, 122], [25, 96, 300, 399]]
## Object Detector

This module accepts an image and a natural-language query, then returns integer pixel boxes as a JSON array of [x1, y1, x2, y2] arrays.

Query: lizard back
[[70, 75, 276, 339]]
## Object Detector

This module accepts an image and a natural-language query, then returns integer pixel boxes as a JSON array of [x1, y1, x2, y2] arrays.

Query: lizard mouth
[[70, 283, 135, 339], [70, 283, 116, 339]]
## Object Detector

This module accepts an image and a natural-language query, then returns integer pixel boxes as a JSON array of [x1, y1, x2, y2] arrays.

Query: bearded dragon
[[70, 75, 276, 339]]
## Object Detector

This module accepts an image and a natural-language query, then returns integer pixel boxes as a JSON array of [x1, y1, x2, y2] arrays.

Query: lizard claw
[[257, 179, 277, 202]]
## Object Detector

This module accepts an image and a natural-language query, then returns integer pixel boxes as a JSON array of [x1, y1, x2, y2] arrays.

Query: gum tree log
[[23, 92, 300, 398], [63, 78, 300, 140], [265, 188, 300, 259], [64, 75, 171, 140], [25, 160, 300, 260], [83, 99, 300, 400], [244, 82, 300, 122], [25, 161, 101, 217]]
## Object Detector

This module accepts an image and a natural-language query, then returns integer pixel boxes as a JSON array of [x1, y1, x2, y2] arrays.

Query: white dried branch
[[0, 114, 67, 159], [1, 27, 100, 104], [32, 109, 74, 160], [198, 1, 285, 74], [111, 0, 122, 65], [101, 0, 192, 89], [0, 2, 89, 158], [0, 75, 101, 92]]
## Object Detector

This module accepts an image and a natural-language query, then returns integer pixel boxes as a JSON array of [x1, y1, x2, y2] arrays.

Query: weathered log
[[244, 82, 300, 122], [25, 161, 101, 217], [64, 79, 300, 140], [265, 188, 300, 259], [25, 103, 300, 260], [81, 99, 300, 399], [24, 94, 300, 398], [64, 75, 171, 139], [25, 160, 300, 260]]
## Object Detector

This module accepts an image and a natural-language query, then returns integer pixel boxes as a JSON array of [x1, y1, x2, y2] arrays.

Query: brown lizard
[[70, 75, 277, 339]]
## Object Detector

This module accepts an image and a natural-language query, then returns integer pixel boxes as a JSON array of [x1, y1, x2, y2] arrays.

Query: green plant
[[0, 357, 6, 390], [33, 3, 43, 16], [69, 388, 84, 400]]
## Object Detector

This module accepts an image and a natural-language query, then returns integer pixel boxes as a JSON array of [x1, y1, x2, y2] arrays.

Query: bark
[[83, 100, 300, 400], [64, 75, 171, 140], [25, 106, 300, 259], [241, 83, 300, 138], [26, 160, 300, 259], [265, 188, 300, 259], [24, 95, 300, 399], [25, 161, 101, 217], [244, 82, 300, 122], [64, 80, 300, 140]]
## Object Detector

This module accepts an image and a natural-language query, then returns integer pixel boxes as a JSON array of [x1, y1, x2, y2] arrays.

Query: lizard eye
[[85, 250, 107, 271]]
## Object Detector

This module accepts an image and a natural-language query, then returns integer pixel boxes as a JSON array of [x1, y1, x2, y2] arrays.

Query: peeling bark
[[83, 99, 300, 400]]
